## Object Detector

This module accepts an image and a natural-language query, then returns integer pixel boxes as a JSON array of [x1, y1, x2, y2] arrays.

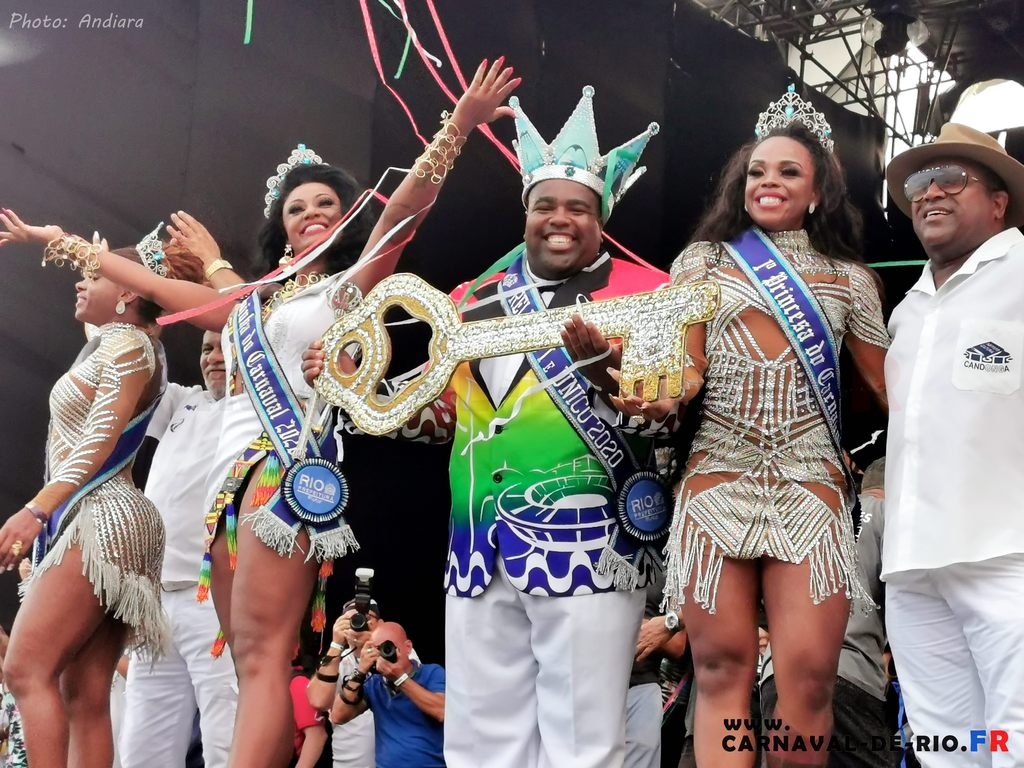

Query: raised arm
[[0, 329, 155, 569], [166, 211, 244, 291], [1, 209, 233, 331], [347, 58, 521, 294]]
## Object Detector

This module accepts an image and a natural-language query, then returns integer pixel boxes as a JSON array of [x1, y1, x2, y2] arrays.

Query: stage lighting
[[951, 79, 1024, 133], [907, 19, 930, 47], [861, 14, 884, 46], [862, 2, 928, 58]]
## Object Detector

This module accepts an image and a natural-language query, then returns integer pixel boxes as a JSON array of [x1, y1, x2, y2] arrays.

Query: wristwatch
[[203, 258, 234, 280], [664, 610, 681, 633]]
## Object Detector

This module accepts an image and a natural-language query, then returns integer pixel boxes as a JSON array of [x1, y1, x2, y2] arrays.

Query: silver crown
[[754, 85, 834, 153], [264, 143, 325, 217], [136, 222, 169, 277]]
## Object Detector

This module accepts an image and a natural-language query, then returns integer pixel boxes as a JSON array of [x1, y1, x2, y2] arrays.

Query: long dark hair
[[690, 122, 864, 262], [257, 163, 376, 276]]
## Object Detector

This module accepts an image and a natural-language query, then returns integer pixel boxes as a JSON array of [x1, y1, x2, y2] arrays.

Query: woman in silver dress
[[621, 114, 888, 766], [0, 218, 203, 768]]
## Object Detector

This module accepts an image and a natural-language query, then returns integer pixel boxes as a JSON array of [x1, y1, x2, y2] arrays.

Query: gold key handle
[[315, 272, 719, 435]]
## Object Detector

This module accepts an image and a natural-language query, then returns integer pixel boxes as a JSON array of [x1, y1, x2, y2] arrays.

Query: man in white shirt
[[882, 123, 1024, 767], [119, 331, 238, 767]]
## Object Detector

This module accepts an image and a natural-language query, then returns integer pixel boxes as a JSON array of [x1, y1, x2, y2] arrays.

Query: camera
[[349, 567, 375, 633], [377, 640, 399, 664]]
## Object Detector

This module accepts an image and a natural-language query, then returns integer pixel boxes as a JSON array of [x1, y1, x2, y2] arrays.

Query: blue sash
[[496, 255, 669, 586], [725, 228, 855, 504], [230, 291, 349, 536], [33, 376, 164, 566]]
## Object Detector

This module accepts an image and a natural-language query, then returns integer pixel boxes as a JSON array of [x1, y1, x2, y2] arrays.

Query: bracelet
[[345, 671, 367, 686], [203, 258, 233, 280], [25, 504, 49, 527], [339, 691, 362, 706], [392, 672, 410, 689], [42, 234, 102, 277], [412, 111, 467, 185], [315, 671, 340, 683], [318, 652, 340, 669], [329, 641, 346, 652]]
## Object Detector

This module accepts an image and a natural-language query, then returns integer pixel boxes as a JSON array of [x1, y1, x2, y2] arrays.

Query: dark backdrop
[[0, 0, 928, 657]]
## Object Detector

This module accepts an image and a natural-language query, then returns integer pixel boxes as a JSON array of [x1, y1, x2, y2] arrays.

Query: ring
[[11, 540, 23, 557]]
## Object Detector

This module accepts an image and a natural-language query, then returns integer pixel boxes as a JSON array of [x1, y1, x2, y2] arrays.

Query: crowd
[[1, 55, 1023, 768]]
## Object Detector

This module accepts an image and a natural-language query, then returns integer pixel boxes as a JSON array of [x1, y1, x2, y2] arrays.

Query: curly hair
[[690, 122, 864, 262], [257, 164, 376, 276], [110, 242, 204, 323]]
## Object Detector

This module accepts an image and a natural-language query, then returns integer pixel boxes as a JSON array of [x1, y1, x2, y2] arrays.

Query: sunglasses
[[903, 164, 983, 204]]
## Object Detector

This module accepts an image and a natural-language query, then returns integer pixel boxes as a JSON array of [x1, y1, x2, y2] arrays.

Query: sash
[[496, 255, 669, 587], [230, 291, 350, 537], [724, 228, 856, 506], [33, 372, 165, 566]]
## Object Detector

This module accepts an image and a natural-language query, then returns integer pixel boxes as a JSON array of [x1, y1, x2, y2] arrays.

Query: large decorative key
[[315, 273, 719, 435]]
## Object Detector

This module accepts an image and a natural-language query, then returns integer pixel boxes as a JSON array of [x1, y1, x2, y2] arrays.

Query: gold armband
[[42, 234, 102, 277], [203, 258, 234, 280], [413, 111, 467, 185]]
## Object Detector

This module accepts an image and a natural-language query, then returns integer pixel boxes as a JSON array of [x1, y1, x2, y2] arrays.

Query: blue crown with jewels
[[509, 86, 660, 221], [264, 143, 326, 218], [135, 222, 168, 276]]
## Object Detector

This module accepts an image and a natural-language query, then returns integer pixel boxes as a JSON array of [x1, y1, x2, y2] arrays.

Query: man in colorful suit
[[435, 89, 674, 768], [303, 80, 675, 768]]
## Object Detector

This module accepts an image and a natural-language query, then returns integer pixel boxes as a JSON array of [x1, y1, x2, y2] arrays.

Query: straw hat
[[885, 122, 1024, 227]]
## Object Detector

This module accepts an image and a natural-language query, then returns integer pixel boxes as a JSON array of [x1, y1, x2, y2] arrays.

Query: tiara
[[136, 222, 168, 277], [754, 84, 834, 153], [264, 143, 325, 217], [509, 86, 659, 221]]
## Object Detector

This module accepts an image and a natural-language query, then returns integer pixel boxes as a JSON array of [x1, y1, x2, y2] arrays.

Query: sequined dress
[[25, 323, 167, 652], [666, 230, 889, 612]]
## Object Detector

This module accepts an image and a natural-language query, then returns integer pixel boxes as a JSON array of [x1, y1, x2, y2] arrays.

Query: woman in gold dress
[[0, 220, 202, 768]]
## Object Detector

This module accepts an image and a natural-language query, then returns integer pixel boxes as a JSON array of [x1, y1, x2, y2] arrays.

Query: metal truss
[[686, 0, 991, 146]]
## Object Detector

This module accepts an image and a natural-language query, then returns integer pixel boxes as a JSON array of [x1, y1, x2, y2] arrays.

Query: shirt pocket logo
[[952, 319, 1023, 395]]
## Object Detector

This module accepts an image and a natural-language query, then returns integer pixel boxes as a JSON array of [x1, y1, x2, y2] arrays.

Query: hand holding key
[[314, 273, 719, 435]]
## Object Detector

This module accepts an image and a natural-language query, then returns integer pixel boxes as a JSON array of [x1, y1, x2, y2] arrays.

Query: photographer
[[307, 598, 381, 767], [331, 623, 445, 768]]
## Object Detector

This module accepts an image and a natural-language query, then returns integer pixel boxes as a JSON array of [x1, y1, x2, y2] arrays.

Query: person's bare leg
[[683, 557, 761, 768], [225, 470, 319, 768], [3, 546, 113, 768], [62, 615, 128, 768], [762, 557, 849, 767]]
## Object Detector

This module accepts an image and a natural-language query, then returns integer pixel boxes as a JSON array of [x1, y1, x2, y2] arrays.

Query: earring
[[280, 243, 294, 266], [115, 299, 127, 315], [808, 201, 817, 215]]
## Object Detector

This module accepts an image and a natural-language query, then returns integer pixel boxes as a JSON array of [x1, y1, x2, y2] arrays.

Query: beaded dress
[[203, 275, 350, 560], [666, 230, 889, 613], [26, 323, 167, 652]]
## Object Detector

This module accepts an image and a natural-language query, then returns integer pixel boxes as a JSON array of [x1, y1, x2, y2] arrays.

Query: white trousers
[[444, 560, 645, 768], [886, 554, 1024, 768], [331, 709, 375, 767], [120, 588, 238, 768], [111, 674, 126, 768], [624, 683, 662, 768]]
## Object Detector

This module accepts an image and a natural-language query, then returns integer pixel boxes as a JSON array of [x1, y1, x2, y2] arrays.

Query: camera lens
[[350, 612, 368, 632], [378, 640, 398, 663]]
